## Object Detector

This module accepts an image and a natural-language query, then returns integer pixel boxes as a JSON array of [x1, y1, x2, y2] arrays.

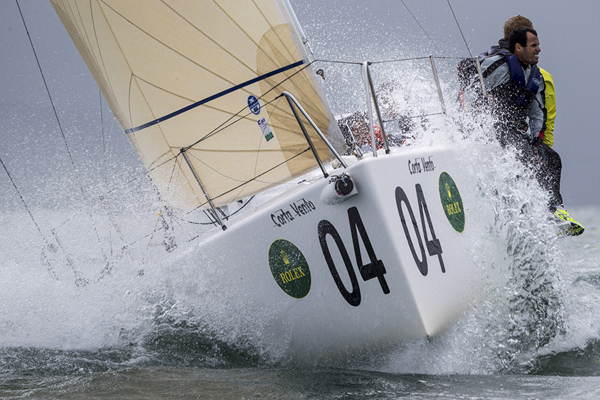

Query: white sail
[[50, 0, 344, 209]]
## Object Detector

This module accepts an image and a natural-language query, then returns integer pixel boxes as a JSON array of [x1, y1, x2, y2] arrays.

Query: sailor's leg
[[541, 144, 563, 211]]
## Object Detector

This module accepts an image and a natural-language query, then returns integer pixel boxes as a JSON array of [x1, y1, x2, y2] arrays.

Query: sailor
[[480, 28, 543, 148], [481, 16, 560, 197], [482, 15, 557, 148], [479, 27, 583, 235]]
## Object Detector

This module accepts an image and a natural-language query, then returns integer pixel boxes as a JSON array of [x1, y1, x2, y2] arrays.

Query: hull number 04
[[317, 184, 445, 306]]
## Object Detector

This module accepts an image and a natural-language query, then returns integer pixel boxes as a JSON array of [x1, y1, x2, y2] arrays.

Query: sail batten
[[50, 0, 345, 210]]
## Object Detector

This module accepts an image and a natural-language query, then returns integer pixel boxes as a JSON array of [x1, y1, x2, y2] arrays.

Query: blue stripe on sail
[[125, 60, 305, 134]]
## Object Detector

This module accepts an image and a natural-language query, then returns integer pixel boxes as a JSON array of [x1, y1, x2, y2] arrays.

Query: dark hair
[[509, 27, 538, 53]]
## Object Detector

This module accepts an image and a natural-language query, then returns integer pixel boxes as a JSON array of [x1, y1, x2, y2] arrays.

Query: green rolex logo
[[268, 239, 311, 299], [438, 172, 465, 233]]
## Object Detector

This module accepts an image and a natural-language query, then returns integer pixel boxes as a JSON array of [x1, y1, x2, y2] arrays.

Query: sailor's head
[[503, 15, 533, 40], [510, 27, 541, 65]]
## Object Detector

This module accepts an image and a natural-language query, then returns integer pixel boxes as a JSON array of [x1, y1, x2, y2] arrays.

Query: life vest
[[504, 53, 541, 105], [459, 50, 541, 106], [474, 52, 541, 135], [459, 49, 544, 138]]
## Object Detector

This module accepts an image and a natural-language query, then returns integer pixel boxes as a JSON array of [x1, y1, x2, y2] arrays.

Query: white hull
[[194, 140, 481, 359]]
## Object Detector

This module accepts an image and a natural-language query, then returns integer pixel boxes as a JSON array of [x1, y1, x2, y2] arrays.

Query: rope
[[141, 213, 163, 264]]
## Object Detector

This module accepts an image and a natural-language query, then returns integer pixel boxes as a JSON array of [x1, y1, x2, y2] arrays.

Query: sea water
[[0, 213, 600, 399]]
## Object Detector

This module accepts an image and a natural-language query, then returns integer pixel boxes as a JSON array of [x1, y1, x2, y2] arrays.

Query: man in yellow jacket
[[538, 64, 581, 234], [539, 68, 556, 147]]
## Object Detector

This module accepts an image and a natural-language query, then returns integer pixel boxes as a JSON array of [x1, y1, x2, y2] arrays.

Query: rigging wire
[[191, 147, 313, 210], [0, 156, 59, 280], [0, 157, 45, 242], [400, 0, 441, 54], [186, 195, 257, 226], [16, 0, 111, 279], [16, 0, 78, 183], [310, 59, 362, 66], [0, 157, 42, 237], [16, 0, 92, 197], [182, 62, 315, 150], [114, 50, 456, 214], [446, 0, 473, 58], [100, 90, 110, 187]]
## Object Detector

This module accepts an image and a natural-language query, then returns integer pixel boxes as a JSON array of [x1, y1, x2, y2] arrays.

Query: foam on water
[[376, 118, 597, 375]]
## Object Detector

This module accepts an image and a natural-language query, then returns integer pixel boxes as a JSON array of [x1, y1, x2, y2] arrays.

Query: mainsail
[[50, 0, 344, 210]]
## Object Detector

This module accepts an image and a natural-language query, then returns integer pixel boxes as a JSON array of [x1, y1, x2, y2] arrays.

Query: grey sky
[[1, 1, 598, 208]]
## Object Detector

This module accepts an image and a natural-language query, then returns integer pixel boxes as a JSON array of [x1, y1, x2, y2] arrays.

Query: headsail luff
[[50, 0, 344, 209]]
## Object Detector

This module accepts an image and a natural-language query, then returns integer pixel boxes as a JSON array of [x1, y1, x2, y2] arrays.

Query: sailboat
[[49, 0, 483, 359]]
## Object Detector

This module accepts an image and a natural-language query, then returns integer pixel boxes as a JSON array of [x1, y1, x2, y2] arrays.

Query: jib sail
[[50, 0, 344, 209]]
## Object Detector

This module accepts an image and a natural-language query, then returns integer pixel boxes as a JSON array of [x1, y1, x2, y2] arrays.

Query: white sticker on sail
[[258, 117, 274, 141]]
